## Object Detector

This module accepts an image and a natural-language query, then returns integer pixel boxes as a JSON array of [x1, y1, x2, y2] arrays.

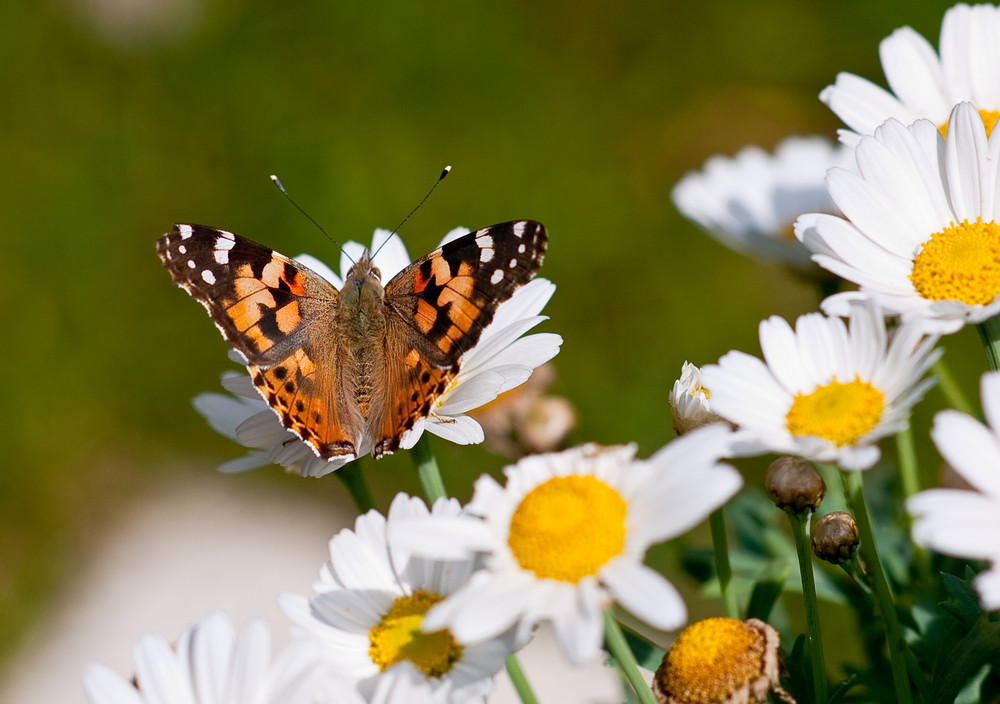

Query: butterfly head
[[341, 249, 386, 311]]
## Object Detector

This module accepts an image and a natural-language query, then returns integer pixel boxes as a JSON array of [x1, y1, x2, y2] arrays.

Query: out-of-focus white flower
[[909, 371, 1000, 610], [672, 136, 850, 270]]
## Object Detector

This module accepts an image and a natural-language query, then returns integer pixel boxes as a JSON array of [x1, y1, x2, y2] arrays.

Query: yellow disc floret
[[658, 618, 764, 703], [368, 590, 462, 677], [938, 108, 1000, 139], [785, 375, 884, 446], [910, 219, 1000, 305], [507, 475, 626, 582]]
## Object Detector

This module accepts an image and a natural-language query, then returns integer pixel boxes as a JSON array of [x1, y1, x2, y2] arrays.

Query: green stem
[[931, 356, 974, 416], [603, 610, 658, 704], [977, 315, 1000, 372], [894, 421, 920, 500], [334, 462, 375, 513], [709, 508, 739, 619], [842, 471, 913, 704], [787, 511, 828, 704], [504, 654, 539, 704], [410, 434, 447, 503]]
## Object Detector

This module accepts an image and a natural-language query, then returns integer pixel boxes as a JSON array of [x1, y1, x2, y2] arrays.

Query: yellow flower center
[[507, 475, 626, 582], [659, 618, 765, 703], [785, 375, 884, 446], [909, 219, 1000, 305], [368, 590, 462, 677], [938, 108, 1000, 138]]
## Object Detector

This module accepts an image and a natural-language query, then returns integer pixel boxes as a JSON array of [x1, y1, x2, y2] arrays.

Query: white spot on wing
[[518, 243, 526, 253], [509, 258, 518, 268], [214, 249, 229, 265], [216, 235, 236, 250], [178, 245, 187, 254], [187, 260, 197, 269], [202, 270, 216, 285], [476, 233, 494, 248], [513, 222, 526, 238], [178, 224, 194, 240], [491, 269, 504, 284], [480, 247, 494, 263]]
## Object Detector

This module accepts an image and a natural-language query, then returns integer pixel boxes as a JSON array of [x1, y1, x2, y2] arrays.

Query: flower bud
[[669, 362, 726, 435], [812, 511, 859, 564], [765, 456, 826, 514]]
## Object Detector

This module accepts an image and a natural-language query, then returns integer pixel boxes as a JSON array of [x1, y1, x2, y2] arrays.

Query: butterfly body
[[156, 221, 548, 462]]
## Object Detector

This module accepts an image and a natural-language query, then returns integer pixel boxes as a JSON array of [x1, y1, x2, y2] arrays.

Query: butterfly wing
[[156, 224, 359, 460], [373, 220, 548, 456]]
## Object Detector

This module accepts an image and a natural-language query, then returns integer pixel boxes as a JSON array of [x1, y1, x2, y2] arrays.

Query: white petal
[[601, 561, 686, 631]]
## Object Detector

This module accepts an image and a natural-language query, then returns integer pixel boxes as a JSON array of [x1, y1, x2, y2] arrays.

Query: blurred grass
[[0, 0, 975, 680]]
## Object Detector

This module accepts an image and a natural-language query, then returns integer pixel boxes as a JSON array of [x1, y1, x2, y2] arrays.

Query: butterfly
[[156, 221, 548, 462]]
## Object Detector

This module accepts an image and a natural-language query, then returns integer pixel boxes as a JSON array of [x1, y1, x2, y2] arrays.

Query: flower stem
[[410, 434, 447, 503], [787, 511, 828, 704], [603, 610, 658, 704], [842, 471, 913, 704], [335, 462, 375, 513], [931, 356, 974, 416], [504, 654, 539, 704], [709, 508, 739, 619], [977, 315, 1000, 372], [894, 421, 919, 500]]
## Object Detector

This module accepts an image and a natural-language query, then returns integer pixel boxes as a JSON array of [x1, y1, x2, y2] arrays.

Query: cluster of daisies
[[91, 3, 1000, 704]]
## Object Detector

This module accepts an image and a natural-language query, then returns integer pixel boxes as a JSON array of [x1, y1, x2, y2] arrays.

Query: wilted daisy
[[701, 302, 939, 470], [797, 102, 1000, 334], [400, 432, 743, 664], [908, 371, 1000, 610], [83, 612, 359, 704], [821, 3, 1000, 145], [278, 493, 520, 703], [193, 227, 562, 477], [671, 136, 849, 270]]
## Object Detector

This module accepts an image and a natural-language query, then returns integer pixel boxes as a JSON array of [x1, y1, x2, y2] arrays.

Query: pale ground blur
[[0, 469, 623, 704]]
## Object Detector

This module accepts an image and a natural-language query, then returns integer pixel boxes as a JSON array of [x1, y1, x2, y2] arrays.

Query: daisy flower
[[397, 432, 743, 664], [277, 493, 521, 703], [83, 612, 360, 704], [821, 3, 1000, 146], [797, 102, 1000, 334], [671, 136, 850, 270], [193, 227, 562, 478], [701, 301, 940, 470], [908, 371, 1000, 610]]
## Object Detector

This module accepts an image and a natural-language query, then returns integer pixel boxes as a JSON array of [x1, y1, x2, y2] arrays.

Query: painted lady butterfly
[[156, 221, 548, 461]]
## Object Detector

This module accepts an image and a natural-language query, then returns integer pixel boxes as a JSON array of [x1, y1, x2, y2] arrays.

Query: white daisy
[[397, 433, 743, 665], [668, 361, 727, 435], [700, 301, 940, 470], [192, 227, 561, 478], [797, 102, 1000, 335], [821, 3, 1000, 146], [908, 371, 1000, 610], [671, 136, 850, 270], [83, 612, 360, 704], [277, 493, 520, 703]]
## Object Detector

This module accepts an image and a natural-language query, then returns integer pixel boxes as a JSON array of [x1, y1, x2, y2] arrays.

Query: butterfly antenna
[[370, 165, 451, 260], [270, 175, 354, 264]]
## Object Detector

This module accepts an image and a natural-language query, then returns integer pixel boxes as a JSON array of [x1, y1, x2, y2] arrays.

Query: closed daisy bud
[[812, 511, 859, 565], [765, 456, 826, 515], [652, 617, 795, 704]]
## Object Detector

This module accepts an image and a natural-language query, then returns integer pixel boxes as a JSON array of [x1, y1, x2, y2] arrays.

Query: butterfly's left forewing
[[374, 220, 548, 456], [157, 224, 359, 460]]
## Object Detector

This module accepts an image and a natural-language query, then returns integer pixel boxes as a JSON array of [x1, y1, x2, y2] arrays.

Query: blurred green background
[[0, 0, 980, 687]]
